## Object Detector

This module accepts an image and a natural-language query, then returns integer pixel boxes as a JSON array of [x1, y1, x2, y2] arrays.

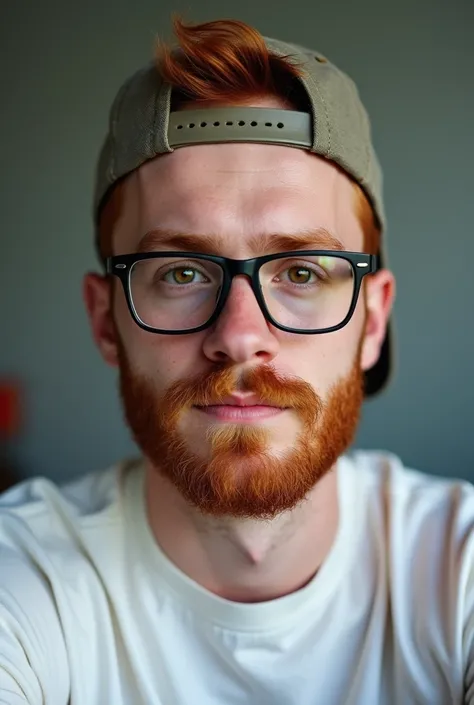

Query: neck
[[144, 461, 340, 603]]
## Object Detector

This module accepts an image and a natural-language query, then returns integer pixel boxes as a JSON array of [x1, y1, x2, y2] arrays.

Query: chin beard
[[117, 351, 364, 519]]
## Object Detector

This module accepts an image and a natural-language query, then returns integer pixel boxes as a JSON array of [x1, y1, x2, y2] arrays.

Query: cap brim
[[364, 323, 392, 397]]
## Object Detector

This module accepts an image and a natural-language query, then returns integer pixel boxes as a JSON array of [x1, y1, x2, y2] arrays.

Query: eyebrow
[[137, 230, 225, 254], [136, 227, 346, 255]]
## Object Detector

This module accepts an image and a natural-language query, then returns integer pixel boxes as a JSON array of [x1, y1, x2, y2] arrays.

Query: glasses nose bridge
[[226, 257, 258, 280], [224, 256, 261, 298], [218, 256, 264, 314]]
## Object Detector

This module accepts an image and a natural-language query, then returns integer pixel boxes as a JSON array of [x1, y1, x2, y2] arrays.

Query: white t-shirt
[[1, 451, 474, 705]]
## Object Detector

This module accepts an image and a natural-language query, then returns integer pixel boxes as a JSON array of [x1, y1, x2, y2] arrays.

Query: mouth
[[194, 396, 288, 422]]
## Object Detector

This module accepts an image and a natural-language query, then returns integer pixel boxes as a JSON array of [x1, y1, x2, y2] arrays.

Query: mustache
[[160, 364, 323, 429]]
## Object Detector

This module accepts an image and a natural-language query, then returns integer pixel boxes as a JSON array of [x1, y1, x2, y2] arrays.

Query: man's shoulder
[[345, 450, 474, 680], [345, 448, 474, 509], [0, 464, 132, 705], [0, 459, 137, 553], [344, 449, 474, 583]]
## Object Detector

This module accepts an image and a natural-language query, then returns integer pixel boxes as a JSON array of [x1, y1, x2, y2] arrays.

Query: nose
[[202, 276, 280, 365]]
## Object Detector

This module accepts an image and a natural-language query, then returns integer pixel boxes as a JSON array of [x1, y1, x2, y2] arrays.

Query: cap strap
[[166, 108, 312, 150]]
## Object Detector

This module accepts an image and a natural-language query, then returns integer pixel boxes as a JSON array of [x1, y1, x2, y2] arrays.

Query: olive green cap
[[93, 36, 393, 396]]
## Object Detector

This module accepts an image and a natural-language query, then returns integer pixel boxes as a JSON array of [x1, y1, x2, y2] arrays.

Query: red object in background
[[0, 381, 21, 438]]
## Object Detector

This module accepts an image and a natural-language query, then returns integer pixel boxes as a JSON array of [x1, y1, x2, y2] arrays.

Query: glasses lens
[[129, 257, 223, 331], [259, 255, 355, 330]]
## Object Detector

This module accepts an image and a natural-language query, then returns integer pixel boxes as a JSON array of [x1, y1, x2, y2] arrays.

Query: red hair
[[98, 18, 380, 259], [156, 17, 306, 108]]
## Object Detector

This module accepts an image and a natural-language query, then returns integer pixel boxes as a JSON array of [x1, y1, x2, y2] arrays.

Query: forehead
[[112, 142, 364, 256]]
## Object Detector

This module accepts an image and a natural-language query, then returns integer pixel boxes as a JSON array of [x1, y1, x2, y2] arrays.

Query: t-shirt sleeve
[[0, 547, 70, 705], [464, 528, 474, 703]]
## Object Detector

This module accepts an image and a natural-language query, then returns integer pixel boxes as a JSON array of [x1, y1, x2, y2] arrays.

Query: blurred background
[[1, 0, 473, 488]]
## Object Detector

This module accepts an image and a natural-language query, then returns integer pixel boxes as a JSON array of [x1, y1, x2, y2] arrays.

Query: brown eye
[[287, 266, 312, 284], [162, 267, 203, 284], [172, 268, 195, 284]]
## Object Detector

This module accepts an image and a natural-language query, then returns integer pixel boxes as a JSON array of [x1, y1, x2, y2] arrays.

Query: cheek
[[115, 290, 206, 380], [278, 310, 363, 394]]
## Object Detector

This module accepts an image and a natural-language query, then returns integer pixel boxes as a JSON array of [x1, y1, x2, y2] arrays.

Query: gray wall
[[1, 0, 473, 485]]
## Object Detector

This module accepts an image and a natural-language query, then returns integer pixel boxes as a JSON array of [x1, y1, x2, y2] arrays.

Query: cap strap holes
[[176, 118, 284, 131]]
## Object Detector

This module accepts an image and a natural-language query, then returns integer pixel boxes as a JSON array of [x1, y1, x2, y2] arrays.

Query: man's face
[[85, 138, 393, 519]]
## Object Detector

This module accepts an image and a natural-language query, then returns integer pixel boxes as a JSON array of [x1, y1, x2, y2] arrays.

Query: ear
[[360, 269, 396, 372], [83, 273, 119, 367]]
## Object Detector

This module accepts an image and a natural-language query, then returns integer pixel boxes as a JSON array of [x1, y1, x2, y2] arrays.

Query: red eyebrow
[[250, 230, 345, 253], [136, 227, 345, 255], [136, 230, 224, 254]]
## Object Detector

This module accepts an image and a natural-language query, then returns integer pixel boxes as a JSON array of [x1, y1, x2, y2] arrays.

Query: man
[[0, 16, 473, 705]]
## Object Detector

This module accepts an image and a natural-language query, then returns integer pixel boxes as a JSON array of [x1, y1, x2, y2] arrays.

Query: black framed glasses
[[106, 250, 378, 335]]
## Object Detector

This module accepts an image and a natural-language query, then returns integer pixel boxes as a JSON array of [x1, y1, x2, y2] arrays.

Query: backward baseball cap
[[93, 35, 394, 397]]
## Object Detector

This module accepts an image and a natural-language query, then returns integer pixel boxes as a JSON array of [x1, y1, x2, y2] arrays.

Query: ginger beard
[[117, 341, 365, 520]]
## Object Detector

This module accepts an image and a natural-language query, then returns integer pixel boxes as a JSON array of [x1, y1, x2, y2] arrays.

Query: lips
[[195, 405, 285, 421], [194, 395, 287, 422], [202, 395, 287, 409]]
